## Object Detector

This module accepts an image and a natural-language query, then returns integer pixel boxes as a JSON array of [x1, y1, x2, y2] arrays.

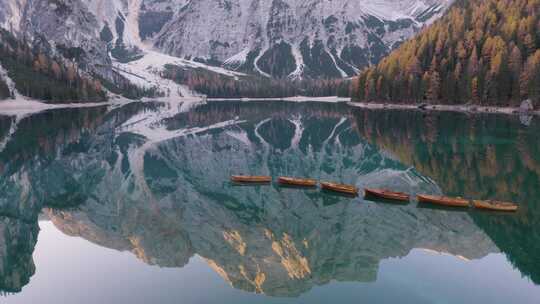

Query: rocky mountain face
[[0, 0, 454, 92], [0, 0, 111, 74], [0, 0, 236, 101], [0, 101, 503, 296], [153, 0, 453, 78]]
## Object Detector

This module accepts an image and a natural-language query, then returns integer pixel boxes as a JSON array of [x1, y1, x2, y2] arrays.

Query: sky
[[3, 221, 539, 304]]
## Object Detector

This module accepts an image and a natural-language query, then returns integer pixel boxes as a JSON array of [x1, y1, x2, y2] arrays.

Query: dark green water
[[0, 101, 539, 303]]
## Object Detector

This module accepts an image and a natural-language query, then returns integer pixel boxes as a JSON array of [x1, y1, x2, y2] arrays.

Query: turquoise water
[[0, 101, 539, 303]]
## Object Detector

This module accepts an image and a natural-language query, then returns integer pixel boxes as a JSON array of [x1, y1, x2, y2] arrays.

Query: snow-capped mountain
[[152, 0, 453, 78], [0, 0, 452, 78], [0, 0, 453, 101]]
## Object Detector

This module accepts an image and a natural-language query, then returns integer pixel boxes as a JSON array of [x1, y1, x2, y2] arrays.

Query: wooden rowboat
[[473, 200, 518, 212], [417, 194, 470, 207], [321, 182, 358, 196], [278, 177, 317, 187], [364, 188, 410, 202], [231, 175, 271, 183]]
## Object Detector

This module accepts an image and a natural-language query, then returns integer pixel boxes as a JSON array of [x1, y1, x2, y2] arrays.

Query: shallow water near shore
[[0, 100, 539, 303]]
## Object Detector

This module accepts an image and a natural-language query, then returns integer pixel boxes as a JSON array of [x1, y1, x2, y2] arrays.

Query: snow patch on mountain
[[83, 0, 141, 48], [327, 50, 348, 78], [0, 0, 26, 32], [361, 1, 415, 21], [0, 62, 18, 99], [114, 49, 247, 98], [289, 46, 305, 79], [126, 0, 144, 48], [223, 48, 250, 69], [362, 0, 444, 21]]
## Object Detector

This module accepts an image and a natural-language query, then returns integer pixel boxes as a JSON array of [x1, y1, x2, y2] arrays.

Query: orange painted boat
[[231, 175, 271, 183], [473, 200, 518, 212], [278, 177, 318, 187], [364, 188, 410, 202], [417, 194, 470, 207], [321, 182, 358, 196]]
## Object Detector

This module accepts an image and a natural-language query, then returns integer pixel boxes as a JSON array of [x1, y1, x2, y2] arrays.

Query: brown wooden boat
[[417, 194, 470, 207], [278, 177, 318, 187], [364, 188, 410, 202], [231, 175, 272, 183], [321, 182, 358, 196], [472, 200, 518, 212]]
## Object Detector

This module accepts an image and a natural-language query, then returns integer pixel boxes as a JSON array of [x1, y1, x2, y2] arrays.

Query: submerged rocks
[[520, 99, 535, 113]]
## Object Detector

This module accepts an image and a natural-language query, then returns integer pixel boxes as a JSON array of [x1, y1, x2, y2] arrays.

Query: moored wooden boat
[[472, 200, 518, 212], [321, 182, 358, 196], [364, 188, 410, 202], [278, 177, 318, 187], [417, 194, 470, 207], [231, 175, 272, 183]]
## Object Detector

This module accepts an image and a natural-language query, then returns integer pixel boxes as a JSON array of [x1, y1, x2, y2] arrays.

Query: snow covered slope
[[113, 50, 246, 98], [152, 0, 454, 78]]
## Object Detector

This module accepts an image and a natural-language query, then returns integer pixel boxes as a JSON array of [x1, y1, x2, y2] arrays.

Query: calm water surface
[[0, 101, 539, 303]]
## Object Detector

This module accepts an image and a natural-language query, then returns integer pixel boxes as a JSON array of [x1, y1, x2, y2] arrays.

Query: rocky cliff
[[153, 0, 453, 78]]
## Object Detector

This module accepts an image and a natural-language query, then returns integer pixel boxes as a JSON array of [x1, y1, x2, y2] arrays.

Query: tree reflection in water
[[0, 101, 538, 296]]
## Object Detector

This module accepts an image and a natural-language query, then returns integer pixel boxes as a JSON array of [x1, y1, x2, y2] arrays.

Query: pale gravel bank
[[347, 101, 540, 116], [0, 99, 111, 117]]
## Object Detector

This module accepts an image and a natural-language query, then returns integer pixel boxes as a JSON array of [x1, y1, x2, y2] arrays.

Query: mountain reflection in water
[[0, 101, 538, 299]]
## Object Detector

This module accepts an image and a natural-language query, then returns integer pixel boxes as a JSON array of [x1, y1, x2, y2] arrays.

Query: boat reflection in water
[[0, 101, 539, 300]]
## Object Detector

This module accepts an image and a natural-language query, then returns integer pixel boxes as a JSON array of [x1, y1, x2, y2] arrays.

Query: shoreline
[[0, 99, 112, 117], [0, 96, 154, 117], [1, 97, 538, 117], [207, 96, 350, 103], [346, 101, 540, 116], [207, 97, 539, 116]]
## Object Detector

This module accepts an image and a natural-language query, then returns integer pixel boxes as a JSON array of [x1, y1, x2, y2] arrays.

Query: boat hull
[[364, 188, 410, 202], [417, 194, 470, 207], [278, 177, 317, 187], [473, 200, 518, 212], [231, 175, 272, 183], [321, 182, 358, 196]]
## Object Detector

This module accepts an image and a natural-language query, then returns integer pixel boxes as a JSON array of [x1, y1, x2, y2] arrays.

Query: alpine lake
[[0, 100, 539, 303]]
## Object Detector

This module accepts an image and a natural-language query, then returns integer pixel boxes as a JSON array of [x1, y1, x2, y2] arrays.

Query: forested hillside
[[163, 65, 351, 98], [352, 0, 540, 106], [0, 30, 107, 103]]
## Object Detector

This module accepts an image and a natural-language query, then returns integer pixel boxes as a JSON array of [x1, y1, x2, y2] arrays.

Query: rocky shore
[[347, 101, 540, 116]]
